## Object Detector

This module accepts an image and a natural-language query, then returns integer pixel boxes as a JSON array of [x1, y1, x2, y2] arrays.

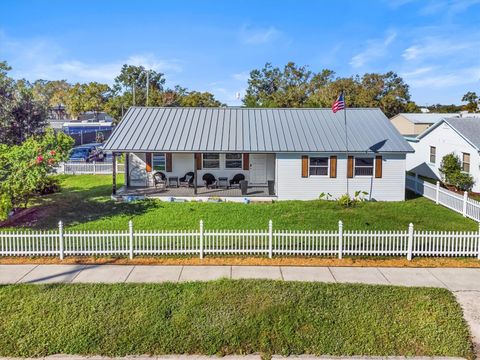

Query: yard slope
[[0, 280, 474, 358]]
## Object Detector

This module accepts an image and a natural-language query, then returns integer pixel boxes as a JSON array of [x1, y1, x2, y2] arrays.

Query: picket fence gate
[[57, 161, 124, 175], [1, 220, 479, 260], [406, 174, 480, 222]]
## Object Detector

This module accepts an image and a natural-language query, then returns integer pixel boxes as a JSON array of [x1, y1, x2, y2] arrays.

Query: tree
[[179, 91, 224, 107], [0, 129, 73, 219], [439, 153, 475, 191], [0, 62, 49, 145], [461, 91, 478, 112], [65, 82, 111, 119], [32, 80, 71, 107]]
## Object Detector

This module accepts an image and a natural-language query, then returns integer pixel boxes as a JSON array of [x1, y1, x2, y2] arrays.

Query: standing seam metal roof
[[103, 107, 413, 153]]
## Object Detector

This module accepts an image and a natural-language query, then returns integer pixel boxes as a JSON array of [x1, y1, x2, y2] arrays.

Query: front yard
[[4, 174, 477, 231], [0, 280, 474, 358]]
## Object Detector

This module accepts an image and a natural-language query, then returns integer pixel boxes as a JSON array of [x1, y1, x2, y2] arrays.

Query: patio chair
[[153, 172, 167, 190], [229, 173, 245, 188], [179, 172, 195, 187], [202, 173, 217, 189]]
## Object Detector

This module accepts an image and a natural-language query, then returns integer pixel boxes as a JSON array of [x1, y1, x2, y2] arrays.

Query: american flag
[[332, 91, 345, 113]]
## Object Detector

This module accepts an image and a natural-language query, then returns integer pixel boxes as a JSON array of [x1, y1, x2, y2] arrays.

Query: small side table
[[218, 177, 229, 189], [168, 176, 179, 188]]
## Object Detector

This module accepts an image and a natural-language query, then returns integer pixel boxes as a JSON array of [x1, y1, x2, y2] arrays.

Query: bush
[[439, 153, 475, 191], [451, 172, 475, 192], [35, 177, 61, 195], [337, 191, 368, 208]]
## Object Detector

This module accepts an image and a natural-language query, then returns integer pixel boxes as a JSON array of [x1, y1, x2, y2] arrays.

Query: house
[[102, 107, 413, 201], [406, 117, 480, 192], [390, 113, 460, 137]]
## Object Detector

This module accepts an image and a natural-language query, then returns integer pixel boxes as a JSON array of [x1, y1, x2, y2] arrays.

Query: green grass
[[8, 174, 477, 231], [0, 280, 473, 358]]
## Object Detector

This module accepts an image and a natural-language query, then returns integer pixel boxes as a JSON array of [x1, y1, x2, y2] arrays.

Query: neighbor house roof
[[103, 107, 414, 153], [418, 117, 480, 150], [394, 113, 459, 124]]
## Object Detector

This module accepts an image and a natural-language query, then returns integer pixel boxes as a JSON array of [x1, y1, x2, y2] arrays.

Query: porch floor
[[117, 185, 274, 198]]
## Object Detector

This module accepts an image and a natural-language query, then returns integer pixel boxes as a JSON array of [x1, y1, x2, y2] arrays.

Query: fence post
[[199, 220, 204, 259], [477, 222, 480, 261], [128, 220, 134, 260], [58, 221, 64, 260], [436, 181, 440, 204], [463, 191, 468, 217], [407, 223, 414, 261], [268, 220, 273, 259], [338, 220, 343, 259]]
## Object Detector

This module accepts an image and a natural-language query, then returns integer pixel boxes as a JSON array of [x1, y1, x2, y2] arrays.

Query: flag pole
[[343, 90, 349, 197]]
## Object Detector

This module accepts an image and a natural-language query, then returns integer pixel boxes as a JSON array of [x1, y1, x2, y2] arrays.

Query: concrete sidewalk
[[0, 264, 478, 290]]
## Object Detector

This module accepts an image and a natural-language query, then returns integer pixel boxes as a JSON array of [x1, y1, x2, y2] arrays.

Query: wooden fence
[[56, 161, 124, 175], [406, 174, 480, 222], [1, 220, 479, 260]]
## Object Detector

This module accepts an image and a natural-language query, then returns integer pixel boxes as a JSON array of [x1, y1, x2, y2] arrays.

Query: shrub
[[337, 191, 369, 208], [439, 153, 475, 191]]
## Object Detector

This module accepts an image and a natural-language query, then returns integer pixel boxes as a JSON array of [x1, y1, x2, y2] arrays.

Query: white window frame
[[202, 153, 220, 169], [225, 153, 243, 169], [429, 146, 436, 165], [152, 153, 166, 171], [354, 157, 374, 177], [309, 156, 329, 177], [462, 152, 470, 173]]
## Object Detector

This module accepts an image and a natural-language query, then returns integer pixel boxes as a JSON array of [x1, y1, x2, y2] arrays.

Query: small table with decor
[[218, 177, 229, 189], [168, 176, 179, 188]]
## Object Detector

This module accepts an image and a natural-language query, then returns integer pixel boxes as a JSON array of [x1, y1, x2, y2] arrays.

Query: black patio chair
[[153, 172, 166, 189], [229, 173, 245, 188], [202, 173, 217, 189], [179, 172, 195, 187]]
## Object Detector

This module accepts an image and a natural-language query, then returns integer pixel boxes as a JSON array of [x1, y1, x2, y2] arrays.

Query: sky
[[1, 0, 479, 106]]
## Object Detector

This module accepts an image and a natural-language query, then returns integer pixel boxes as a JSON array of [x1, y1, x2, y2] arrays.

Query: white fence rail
[[406, 174, 480, 222], [56, 161, 124, 175], [1, 220, 479, 260]]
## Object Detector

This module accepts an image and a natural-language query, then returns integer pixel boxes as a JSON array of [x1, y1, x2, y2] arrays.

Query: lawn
[[0, 280, 474, 358], [5, 174, 477, 231]]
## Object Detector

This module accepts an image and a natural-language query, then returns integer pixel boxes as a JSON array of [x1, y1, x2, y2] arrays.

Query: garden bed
[[0, 280, 474, 358]]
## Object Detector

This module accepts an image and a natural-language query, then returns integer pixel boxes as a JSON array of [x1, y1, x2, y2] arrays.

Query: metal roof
[[394, 113, 459, 124], [418, 117, 480, 150], [103, 107, 414, 153]]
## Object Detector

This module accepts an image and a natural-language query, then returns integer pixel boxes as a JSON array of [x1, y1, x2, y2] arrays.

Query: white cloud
[[239, 25, 281, 45], [403, 66, 480, 88], [0, 32, 182, 84], [350, 30, 397, 68], [232, 71, 250, 82], [402, 37, 479, 61]]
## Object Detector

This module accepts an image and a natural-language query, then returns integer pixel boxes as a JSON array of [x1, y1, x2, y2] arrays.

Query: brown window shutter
[[166, 153, 172, 172], [145, 153, 152, 172], [347, 156, 354, 178], [243, 153, 249, 171], [301, 155, 308, 178], [330, 156, 337, 178], [375, 155, 383, 178], [194, 153, 202, 170]]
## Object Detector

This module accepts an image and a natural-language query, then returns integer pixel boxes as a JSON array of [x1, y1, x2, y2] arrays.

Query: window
[[354, 157, 374, 176], [152, 153, 166, 171], [203, 153, 220, 168], [225, 153, 242, 169], [309, 157, 328, 176], [462, 153, 470, 172], [429, 146, 436, 164]]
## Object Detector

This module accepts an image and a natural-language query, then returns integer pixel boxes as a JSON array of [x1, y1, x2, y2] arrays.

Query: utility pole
[[132, 84, 136, 106]]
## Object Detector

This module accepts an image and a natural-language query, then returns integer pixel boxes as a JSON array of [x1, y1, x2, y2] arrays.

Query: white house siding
[[406, 123, 480, 192], [127, 153, 275, 187], [275, 153, 406, 201]]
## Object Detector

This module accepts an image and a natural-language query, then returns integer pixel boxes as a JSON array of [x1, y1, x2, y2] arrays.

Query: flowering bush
[[0, 129, 74, 220]]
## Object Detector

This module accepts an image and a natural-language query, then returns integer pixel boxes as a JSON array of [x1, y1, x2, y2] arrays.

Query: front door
[[250, 154, 267, 184]]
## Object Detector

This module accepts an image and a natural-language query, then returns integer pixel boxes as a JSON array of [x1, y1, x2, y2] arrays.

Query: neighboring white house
[[406, 117, 480, 192], [103, 107, 413, 201]]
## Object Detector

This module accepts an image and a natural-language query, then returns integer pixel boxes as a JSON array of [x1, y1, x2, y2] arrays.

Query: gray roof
[[103, 107, 413, 153], [395, 113, 459, 124], [419, 117, 480, 150]]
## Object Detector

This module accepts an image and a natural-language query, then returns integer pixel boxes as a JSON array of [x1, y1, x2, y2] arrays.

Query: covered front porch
[[111, 151, 277, 200]]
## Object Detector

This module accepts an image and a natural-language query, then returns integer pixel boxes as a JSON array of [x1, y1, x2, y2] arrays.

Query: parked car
[[68, 143, 105, 162]]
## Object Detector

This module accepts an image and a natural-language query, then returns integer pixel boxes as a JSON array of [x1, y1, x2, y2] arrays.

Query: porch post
[[194, 154, 198, 195], [112, 152, 117, 195], [125, 152, 130, 187]]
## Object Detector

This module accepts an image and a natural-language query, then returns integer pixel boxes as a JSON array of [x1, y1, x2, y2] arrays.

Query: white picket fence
[[56, 161, 124, 175], [1, 220, 479, 260], [406, 174, 480, 222]]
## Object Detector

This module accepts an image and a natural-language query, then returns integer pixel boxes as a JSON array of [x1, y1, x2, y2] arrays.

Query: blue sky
[[1, 0, 479, 106]]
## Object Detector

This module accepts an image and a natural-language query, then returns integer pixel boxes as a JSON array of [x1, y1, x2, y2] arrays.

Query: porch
[[115, 184, 275, 201]]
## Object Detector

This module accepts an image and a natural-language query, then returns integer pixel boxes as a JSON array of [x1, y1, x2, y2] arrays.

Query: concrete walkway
[[1, 265, 479, 357]]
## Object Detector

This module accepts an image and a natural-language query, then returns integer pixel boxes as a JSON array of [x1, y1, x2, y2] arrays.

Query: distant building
[[390, 113, 460, 137]]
